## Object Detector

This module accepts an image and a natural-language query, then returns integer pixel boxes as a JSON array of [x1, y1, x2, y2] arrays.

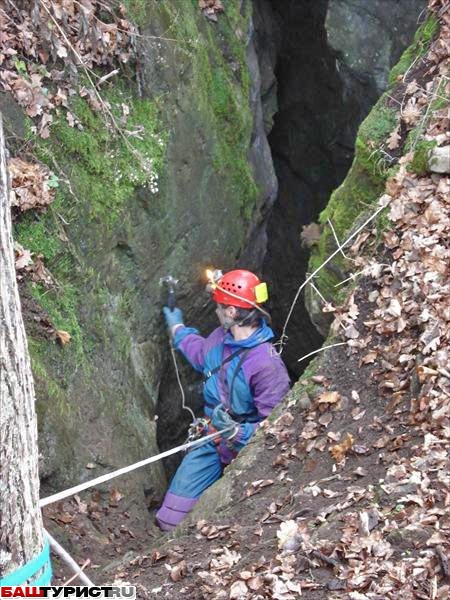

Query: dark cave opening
[[256, 0, 425, 378]]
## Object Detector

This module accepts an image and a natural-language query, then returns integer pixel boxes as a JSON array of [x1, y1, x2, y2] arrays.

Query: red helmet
[[212, 269, 268, 309]]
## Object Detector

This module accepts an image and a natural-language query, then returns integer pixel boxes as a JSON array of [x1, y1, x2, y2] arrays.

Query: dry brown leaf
[[55, 330, 71, 345], [15, 246, 33, 270], [229, 580, 248, 599], [169, 560, 186, 582], [317, 391, 340, 404], [387, 124, 401, 150], [109, 488, 124, 507], [300, 222, 322, 247], [8, 157, 56, 212], [56, 512, 74, 524], [330, 433, 354, 463]]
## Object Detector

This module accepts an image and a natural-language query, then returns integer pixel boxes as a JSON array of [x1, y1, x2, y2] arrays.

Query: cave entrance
[[256, 0, 426, 377]]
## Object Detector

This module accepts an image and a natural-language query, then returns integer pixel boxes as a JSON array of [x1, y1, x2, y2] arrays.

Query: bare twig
[[278, 199, 388, 354], [96, 69, 119, 87], [39, 0, 154, 177], [61, 560, 91, 586]]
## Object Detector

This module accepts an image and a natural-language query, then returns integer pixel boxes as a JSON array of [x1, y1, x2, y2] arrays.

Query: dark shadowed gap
[[156, 0, 426, 478], [255, 0, 425, 378]]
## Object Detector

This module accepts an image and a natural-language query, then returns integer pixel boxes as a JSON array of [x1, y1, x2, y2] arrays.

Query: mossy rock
[[12, 0, 266, 497], [389, 14, 439, 85], [306, 11, 439, 333], [305, 92, 396, 333]]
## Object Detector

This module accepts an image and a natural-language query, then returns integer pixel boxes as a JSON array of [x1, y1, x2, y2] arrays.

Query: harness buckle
[[186, 418, 210, 447]]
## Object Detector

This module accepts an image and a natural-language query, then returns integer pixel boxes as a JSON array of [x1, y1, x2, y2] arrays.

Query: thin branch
[[61, 559, 91, 586], [410, 75, 444, 153], [278, 198, 389, 354], [95, 69, 119, 88], [39, 0, 154, 178]]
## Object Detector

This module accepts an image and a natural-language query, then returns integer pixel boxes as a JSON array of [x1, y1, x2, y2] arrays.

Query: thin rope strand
[[278, 199, 388, 354], [170, 339, 195, 422], [39, 427, 233, 507], [297, 341, 348, 363], [45, 530, 94, 586]]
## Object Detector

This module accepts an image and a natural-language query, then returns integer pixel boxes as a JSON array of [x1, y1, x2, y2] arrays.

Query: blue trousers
[[155, 441, 223, 530]]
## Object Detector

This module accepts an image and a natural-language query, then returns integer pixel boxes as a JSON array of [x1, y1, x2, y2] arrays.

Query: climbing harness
[[186, 417, 210, 443], [202, 347, 248, 383]]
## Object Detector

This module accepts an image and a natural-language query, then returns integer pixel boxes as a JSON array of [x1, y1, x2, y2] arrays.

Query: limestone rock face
[[326, 0, 426, 98], [12, 3, 276, 500], [257, 0, 425, 374]]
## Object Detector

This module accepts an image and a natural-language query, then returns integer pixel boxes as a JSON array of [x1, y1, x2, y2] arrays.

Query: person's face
[[215, 304, 235, 328]]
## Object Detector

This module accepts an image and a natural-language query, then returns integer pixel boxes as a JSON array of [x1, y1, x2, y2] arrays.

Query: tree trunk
[[0, 115, 46, 579]]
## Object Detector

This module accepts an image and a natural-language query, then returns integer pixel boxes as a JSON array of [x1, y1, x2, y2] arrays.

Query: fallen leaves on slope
[[0, 1, 137, 138], [9, 157, 56, 212]]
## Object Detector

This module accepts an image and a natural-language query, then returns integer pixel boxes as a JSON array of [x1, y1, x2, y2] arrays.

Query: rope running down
[[39, 426, 233, 508]]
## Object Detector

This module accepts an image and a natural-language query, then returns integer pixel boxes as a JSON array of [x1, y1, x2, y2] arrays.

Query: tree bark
[[0, 115, 46, 579]]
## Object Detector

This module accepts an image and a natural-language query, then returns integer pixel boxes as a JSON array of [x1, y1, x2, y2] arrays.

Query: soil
[[42, 279, 441, 599]]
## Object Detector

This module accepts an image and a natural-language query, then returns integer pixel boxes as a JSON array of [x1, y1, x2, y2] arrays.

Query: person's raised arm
[[163, 306, 207, 372]]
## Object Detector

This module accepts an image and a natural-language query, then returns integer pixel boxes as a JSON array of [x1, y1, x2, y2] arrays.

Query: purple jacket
[[173, 321, 290, 461]]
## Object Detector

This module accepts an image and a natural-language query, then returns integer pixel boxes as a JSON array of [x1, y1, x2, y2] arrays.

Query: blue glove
[[211, 405, 239, 439], [163, 306, 184, 330]]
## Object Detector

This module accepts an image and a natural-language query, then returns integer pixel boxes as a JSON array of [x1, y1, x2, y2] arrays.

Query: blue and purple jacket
[[173, 321, 291, 459]]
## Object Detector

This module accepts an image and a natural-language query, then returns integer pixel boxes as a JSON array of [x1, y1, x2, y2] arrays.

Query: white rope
[[170, 339, 195, 422], [297, 341, 348, 363], [39, 427, 233, 507], [278, 198, 389, 354], [45, 530, 94, 586]]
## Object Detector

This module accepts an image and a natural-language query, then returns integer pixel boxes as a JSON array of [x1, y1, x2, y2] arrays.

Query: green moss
[[408, 139, 437, 175], [29, 339, 74, 419], [389, 14, 439, 85], [306, 12, 441, 323], [119, 0, 150, 26], [28, 280, 84, 358], [356, 101, 398, 178], [307, 92, 398, 300], [15, 209, 62, 261], [160, 0, 258, 220], [35, 90, 166, 225]]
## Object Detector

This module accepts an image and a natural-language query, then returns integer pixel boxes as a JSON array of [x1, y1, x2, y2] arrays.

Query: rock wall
[[306, 9, 439, 332], [10, 1, 276, 501], [173, 3, 442, 533]]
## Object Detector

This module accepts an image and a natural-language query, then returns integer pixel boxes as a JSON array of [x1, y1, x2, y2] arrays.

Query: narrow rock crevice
[[155, 0, 426, 472], [256, 0, 425, 376]]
